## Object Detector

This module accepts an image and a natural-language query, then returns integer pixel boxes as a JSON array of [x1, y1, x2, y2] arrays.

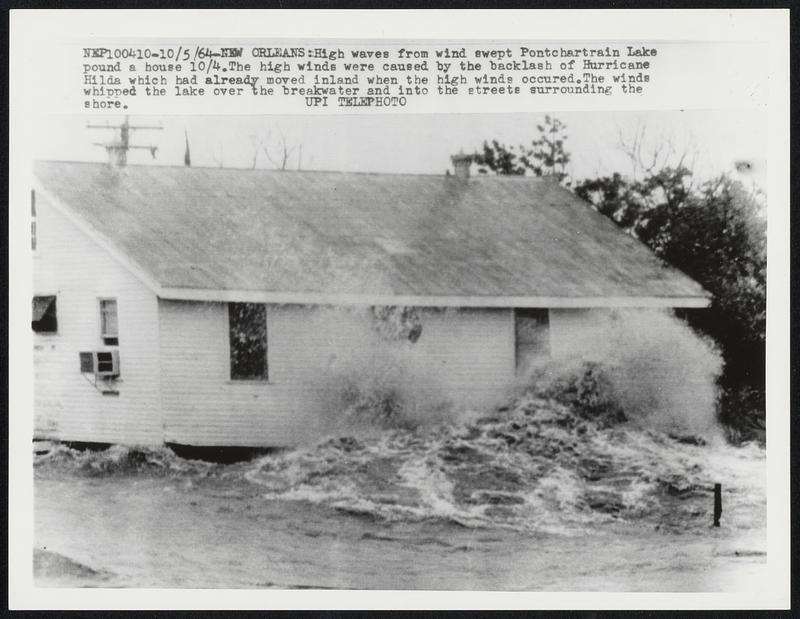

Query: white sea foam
[[241, 395, 764, 534]]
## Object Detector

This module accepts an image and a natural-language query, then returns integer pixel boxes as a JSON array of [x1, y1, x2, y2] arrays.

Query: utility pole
[[87, 116, 163, 167]]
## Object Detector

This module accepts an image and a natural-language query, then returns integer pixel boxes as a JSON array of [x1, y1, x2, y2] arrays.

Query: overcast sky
[[35, 110, 766, 186]]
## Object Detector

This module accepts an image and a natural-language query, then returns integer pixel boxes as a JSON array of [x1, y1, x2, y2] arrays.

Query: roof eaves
[[157, 287, 712, 308]]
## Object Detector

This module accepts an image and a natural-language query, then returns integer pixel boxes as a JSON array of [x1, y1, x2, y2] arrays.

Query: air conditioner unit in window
[[79, 350, 120, 379]]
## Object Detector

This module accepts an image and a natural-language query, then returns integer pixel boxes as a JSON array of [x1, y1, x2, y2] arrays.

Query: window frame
[[514, 308, 551, 368], [228, 302, 269, 382], [32, 294, 58, 335], [99, 298, 119, 346]]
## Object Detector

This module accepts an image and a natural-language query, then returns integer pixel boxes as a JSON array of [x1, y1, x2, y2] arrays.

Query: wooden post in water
[[713, 483, 722, 527]]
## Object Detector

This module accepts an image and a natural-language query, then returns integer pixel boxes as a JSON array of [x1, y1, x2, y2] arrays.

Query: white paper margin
[[8, 8, 791, 610]]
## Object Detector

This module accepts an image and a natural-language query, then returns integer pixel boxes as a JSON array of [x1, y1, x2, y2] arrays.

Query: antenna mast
[[87, 116, 163, 166]]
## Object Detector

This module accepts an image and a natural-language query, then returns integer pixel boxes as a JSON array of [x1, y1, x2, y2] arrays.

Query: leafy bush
[[718, 385, 766, 444]]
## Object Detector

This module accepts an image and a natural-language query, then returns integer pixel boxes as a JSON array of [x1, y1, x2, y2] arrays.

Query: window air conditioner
[[79, 350, 120, 379]]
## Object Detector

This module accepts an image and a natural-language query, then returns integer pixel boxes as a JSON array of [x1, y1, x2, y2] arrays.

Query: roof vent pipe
[[450, 150, 473, 181]]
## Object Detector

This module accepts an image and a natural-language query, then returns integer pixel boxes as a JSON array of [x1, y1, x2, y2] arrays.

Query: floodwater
[[33, 396, 766, 591]]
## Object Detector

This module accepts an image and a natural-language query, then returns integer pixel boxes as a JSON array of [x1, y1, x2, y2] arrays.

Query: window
[[229, 302, 268, 380], [31, 190, 37, 252], [32, 295, 57, 333], [100, 298, 119, 346], [515, 308, 550, 368]]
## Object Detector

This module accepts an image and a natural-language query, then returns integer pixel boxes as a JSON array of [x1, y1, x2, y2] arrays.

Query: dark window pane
[[515, 308, 550, 367], [229, 303, 268, 380], [32, 296, 57, 333]]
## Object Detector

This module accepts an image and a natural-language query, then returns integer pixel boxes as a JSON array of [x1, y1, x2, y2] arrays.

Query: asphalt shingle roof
[[33, 160, 709, 304]]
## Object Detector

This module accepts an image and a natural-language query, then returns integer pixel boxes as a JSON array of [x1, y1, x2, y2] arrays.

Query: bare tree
[[248, 124, 307, 171], [249, 132, 265, 169], [262, 126, 297, 171], [615, 120, 699, 184]]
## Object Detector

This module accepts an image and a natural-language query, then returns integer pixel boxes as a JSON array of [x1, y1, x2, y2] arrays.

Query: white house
[[31, 156, 709, 447]]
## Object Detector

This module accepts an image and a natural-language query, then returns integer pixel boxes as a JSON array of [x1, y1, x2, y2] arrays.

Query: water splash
[[245, 395, 764, 535], [33, 395, 764, 537]]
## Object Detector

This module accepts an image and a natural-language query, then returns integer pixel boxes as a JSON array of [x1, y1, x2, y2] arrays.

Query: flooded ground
[[33, 396, 766, 590]]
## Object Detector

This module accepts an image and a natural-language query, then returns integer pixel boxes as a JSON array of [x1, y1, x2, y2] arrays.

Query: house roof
[[33, 160, 709, 307]]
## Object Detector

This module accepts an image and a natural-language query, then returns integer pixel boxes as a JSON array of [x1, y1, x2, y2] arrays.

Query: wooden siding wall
[[158, 302, 514, 447], [33, 195, 162, 444], [413, 308, 515, 406]]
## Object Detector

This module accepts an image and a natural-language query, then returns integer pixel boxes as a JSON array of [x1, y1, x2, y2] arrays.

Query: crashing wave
[[245, 395, 765, 534]]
